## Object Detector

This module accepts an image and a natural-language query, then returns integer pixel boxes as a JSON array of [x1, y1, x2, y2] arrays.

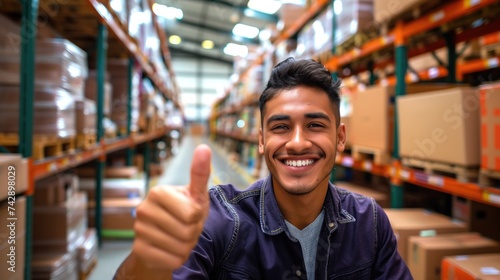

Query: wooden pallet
[[76, 134, 97, 150], [401, 157, 479, 183], [351, 145, 391, 165], [0, 133, 75, 160], [479, 169, 500, 188]]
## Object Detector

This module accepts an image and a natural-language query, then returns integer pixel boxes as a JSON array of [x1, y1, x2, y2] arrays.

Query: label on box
[[430, 11, 445, 23], [341, 157, 353, 167], [486, 58, 499, 69], [363, 161, 372, 172], [428, 67, 440, 79], [428, 175, 444, 187], [480, 267, 500, 275], [419, 229, 437, 237], [400, 170, 410, 180]]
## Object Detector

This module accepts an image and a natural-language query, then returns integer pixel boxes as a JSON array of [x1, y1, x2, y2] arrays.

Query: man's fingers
[[188, 144, 212, 205]]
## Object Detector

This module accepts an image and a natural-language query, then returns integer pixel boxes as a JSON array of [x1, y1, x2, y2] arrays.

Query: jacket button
[[329, 222, 335, 228], [296, 270, 302, 276]]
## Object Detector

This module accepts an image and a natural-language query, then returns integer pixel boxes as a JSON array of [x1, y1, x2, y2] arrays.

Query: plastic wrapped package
[[336, 0, 374, 46], [110, 68, 140, 133], [85, 70, 113, 115], [32, 251, 78, 280], [75, 99, 97, 135], [77, 228, 98, 273], [0, 38, 88, 98], [0, 85, 76, 137]]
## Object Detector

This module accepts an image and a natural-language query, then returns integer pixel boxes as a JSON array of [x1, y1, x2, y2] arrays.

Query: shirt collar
[[259, 175, 353, 236]]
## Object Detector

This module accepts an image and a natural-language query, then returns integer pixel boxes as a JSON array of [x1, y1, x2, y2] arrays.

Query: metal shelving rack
[[3, 0, 180, 278], [209, 0, 500, 209]]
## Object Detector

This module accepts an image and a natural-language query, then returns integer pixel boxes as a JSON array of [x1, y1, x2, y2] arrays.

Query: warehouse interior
[[1, 0, 500, 279]]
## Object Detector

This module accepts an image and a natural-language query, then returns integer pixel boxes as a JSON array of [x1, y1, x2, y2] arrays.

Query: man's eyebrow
[[266, 112, 332, 126], [305, 112, 331, 122], [266, 114, 290, 126]]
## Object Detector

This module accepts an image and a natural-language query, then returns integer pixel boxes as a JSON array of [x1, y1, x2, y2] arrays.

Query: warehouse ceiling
[[155, 0, 279, 64]]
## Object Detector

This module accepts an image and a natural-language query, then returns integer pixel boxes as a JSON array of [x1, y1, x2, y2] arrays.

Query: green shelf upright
[[95, 23, 108, 247], [126, 57, 135, 166], [391, 22, 407, 209], [20, 0, 39, 277]]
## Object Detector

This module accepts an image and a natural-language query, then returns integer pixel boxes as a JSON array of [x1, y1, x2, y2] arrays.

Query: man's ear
[[259, 128, 264, 155], [337, 123, 346, 153]]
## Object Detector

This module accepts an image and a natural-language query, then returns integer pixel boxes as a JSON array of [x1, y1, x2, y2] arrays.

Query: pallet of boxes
[[0, 15, 88, 159], [384, 208, 500, 280], [76, 164, 144, 239], [32, 173, 98, 279]]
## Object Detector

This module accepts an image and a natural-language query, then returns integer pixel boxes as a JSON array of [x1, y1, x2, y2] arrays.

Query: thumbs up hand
[[132, 144, 212, 272]]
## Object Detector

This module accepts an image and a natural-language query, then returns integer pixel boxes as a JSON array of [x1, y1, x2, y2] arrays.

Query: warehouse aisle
[[89, 134, 254, 279], [157, 135, 253, 189]]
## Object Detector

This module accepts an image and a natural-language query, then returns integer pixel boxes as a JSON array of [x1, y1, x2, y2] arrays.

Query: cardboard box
[[79, 178, 145, 200], [384, 208, 469, 262], [88, 197, 142, 230], [75, 166, 139, 179], [31, 251, 78, 280], [33, 192, 87, 252], [374, 0, 432, 23], [34, 174, 66, 206], [0, 155, 27, 201], [408, 232, 500, 280], [479, 83, 500, 171], [397, 87, 480, 166], [442, 253, 500, 280], [351, 84, 459, 152], [75, 99, 97, 135], [335, 181, 389, 208], [77, 228, 98, 273]]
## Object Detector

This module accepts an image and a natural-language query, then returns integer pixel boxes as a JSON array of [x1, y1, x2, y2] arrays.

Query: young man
[[115, 58, 413, 279]]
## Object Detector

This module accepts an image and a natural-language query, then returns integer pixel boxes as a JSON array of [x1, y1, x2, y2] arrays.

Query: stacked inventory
[[31, 174, 98, 279], [211, 1, 500, 278]]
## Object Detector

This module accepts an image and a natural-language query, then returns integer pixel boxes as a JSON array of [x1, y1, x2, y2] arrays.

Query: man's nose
[[285, 127, 312, 151]]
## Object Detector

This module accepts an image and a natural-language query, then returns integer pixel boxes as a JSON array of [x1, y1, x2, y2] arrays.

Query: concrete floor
[[88, 135, 253, 279]]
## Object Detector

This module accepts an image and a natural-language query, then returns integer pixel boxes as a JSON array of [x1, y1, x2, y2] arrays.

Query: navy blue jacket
[[173, 176, 413, 279]]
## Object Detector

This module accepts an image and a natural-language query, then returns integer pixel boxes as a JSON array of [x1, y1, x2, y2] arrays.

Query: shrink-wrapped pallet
[[0, 86, 76, 137], [0, 38, 88, 98], [75, 99, 97, 135]]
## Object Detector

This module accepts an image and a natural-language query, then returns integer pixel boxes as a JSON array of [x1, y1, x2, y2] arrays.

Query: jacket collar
[[259, 175, 355, 236]]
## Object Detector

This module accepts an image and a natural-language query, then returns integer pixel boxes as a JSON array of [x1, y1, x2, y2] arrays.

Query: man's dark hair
[[259, 57, 342, 127]]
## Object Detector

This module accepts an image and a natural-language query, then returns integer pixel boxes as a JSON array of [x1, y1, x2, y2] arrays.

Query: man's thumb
[[188, 144, 211, 204]]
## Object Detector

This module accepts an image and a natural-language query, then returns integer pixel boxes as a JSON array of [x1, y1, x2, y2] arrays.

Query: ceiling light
[[201, 40, 214, 49], [223, 43, 248, 57], [169, 35, 182, 45], [232, 23, 259, 39], [152, 3, 183, 20], [259, 29, 271, 41], [248, 0, 281, 14]]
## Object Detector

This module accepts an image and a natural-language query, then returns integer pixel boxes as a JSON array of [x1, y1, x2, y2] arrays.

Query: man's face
[[259, 86, 345, 196]]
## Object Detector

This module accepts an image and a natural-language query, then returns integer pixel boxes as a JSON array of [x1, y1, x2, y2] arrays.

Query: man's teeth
[[285, 160, 314, 167]]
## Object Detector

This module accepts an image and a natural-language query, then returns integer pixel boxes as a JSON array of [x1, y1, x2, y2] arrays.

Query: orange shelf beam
[[333, 33, 395, 68], [335, 154, 389, 177], [273, 0, 330, 46], [382, 66, 448, 86], [400, 168, 500, 207], [334, 155, 500, 208], [403, 0, 497, 39], [32, 128, 170, 181], [458, 56, 500, 79]]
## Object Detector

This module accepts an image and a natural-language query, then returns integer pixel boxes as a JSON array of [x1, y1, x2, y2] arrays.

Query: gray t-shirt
[[285, 210, 325, 280]]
